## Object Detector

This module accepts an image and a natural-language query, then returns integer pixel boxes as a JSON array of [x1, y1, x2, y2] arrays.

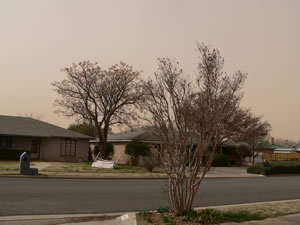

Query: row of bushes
[[247, 162, 300, 175], [0, 149, 30, 160]]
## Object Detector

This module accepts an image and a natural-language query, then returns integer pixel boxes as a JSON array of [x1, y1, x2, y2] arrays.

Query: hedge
[[0, 149, 31, 160], [212, 153, 229, 167], [203, 153, 229, 167], [247, 162, 300, 175]]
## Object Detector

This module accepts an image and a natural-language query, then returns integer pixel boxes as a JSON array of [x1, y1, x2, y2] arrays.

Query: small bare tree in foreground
[[142, 43, 267, 215], [53, 61, 144, 159]]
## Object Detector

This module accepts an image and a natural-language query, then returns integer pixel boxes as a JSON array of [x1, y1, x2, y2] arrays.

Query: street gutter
[[0, 174, 264, 180]]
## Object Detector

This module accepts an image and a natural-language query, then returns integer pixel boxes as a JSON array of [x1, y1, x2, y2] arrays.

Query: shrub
[[212, 153, 229, 167], [93, 143, 114, 159], [142, 150, 161, 172], [264, 162, 300, 175], [0, 149, 31, 160], [247, 162, 300, 175], [247, 163, 264, 174], [162, 215, 169, 223], [157, 206, 170, 213], [125, 141, 150, 166]]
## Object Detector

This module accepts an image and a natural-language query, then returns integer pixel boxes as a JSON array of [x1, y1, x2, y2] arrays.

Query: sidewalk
[[2, 212, 300, 225]]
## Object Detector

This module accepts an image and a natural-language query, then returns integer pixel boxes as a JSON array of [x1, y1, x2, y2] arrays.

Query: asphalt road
[[1, 177, 300, 216]]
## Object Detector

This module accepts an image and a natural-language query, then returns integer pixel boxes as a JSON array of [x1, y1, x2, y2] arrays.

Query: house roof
[[223, 141, 291, 150], [90, 126, 160, 143], [273, 148, 300, 153], [0, 115, 92, 139]]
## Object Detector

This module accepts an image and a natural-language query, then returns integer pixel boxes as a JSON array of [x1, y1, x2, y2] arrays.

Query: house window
[[0, 136, 12, 149], [31, 139, 40, 154], [60, 139, 76, 156]]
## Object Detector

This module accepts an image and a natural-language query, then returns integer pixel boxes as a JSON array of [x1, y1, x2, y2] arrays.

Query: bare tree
[[53, 61, 144, 159], [275, 138, 299, 148], [141, 43, 263, 215], [240, 112, 271, 164]]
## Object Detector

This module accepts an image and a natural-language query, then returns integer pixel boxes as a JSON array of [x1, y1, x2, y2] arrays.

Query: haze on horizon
[[0, 0, 299, 140]]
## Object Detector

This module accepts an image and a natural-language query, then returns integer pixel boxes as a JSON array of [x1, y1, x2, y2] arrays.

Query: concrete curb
[[0, 212, 123, 222]]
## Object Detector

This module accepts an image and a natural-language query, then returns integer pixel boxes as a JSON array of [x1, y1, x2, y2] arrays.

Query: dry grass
[[137, 200, 300, 225], [0, 161, 166, 177], [210, 199, 300, 218], [0, 161, 19, 172], [40, 161, 147, 173]]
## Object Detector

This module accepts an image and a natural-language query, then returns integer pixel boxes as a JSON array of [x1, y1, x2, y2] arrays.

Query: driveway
[[205, 167, 261, 178], [31, 162, 51, 170]]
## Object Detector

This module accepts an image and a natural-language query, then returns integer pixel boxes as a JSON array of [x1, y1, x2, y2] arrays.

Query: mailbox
[[20, 152, 38, 175]]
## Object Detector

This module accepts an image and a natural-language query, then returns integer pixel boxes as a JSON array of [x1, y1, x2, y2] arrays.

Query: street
[[1, 177, 300, 216]]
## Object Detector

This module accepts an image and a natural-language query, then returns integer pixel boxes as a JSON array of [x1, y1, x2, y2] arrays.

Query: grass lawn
[[0, 160, 151, 175], [0, 161, 19, 172], [41, 161, 148, 173]]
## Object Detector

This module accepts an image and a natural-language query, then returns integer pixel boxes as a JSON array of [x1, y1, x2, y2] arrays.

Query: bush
[[247, 162, 300, 175], [142, 150, 161, 172], [93, 143, 114, 159], [247, 163, 264, 174], [264, 162, 300, 175], [0, 149, 31, 160], [125, 141, 150, 166], [212, 153, 229, 167]]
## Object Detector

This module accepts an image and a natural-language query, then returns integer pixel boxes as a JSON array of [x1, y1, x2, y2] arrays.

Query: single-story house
[[0, 115, 92, 161], [221, 142, 293, 163], [90, 126, 160, 164]]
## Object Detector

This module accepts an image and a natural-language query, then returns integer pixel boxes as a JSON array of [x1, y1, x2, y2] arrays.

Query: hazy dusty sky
[[0, 0, 299, 140]]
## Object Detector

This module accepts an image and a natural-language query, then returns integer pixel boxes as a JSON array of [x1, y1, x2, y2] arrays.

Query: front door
[[31, 138, 41, 160]]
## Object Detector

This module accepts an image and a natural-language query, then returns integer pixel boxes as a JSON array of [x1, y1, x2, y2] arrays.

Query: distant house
[[90, 126, 160, 164], [263, 144, 300, 162], [0, 115, 92, 161]]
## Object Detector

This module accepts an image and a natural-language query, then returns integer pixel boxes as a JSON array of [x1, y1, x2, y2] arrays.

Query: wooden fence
[[263, 152, 300, 162]]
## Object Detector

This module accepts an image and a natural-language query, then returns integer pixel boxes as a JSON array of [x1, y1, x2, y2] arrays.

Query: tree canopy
[[141, 43, 271, 215], [53, 61, 144, 159]]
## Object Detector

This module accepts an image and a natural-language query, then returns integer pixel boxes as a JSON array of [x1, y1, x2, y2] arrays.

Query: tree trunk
[[96, 125, 106, 159], [99, 141, 106, 159], [133, 156, 139, 166]]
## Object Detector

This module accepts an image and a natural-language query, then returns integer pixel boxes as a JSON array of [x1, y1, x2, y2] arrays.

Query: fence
[[263, 152, 300, 162]]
